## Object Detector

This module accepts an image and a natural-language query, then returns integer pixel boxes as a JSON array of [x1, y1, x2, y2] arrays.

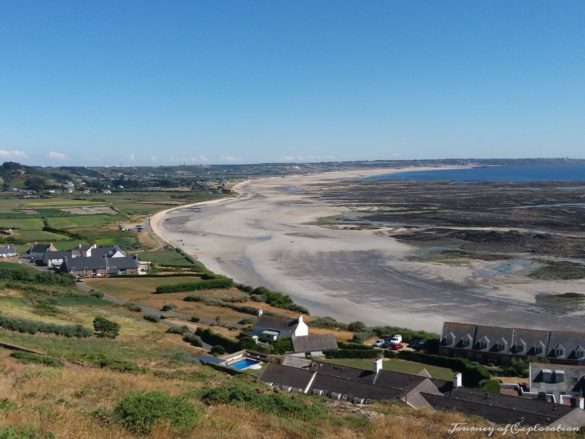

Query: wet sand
[[152, 168, 585, 332]]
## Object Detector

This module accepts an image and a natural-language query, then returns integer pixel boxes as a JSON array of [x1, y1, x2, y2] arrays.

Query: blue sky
[[1, 1, 584, 166]]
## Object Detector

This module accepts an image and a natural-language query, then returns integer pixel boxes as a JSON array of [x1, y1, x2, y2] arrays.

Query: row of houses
[[259, 357, 585, 428], [27, 243, 146, 277], [440, 322, 585, 365]]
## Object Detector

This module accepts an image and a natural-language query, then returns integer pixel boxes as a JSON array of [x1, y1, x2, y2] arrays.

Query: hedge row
[[195, 328, 240, 353], [183, 295, 260, 316], [10, 351, 64, 367], [325, 349, 379, 359], [0, 314, 92, 338], [155, 278, 234, 293], [397, 351, 490, 387]]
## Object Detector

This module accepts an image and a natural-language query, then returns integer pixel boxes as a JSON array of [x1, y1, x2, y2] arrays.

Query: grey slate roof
[[311, 373, 404, 400], [63, 255, 138, 272], [441, 322, 585, 362], [292, 334, 338, 353], [374, 369, 427, 392], [309, 361, 377, 384], [29, 243, 51, 254], [530, 362, 585, 398], [441, 322, 476, 349], [252, 315, 299, 332], [260, 363, 314, 390], [0, 245, 16, 255], [422, 387, 576, 426]]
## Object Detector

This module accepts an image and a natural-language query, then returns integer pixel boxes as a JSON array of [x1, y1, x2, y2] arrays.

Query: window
[[533, 342, 544, 355], [461, 334, 472, 347], [575, 346, 584, 359], [514, 340, 526, 353], [554, 345, 565, 358], [477, 337, 489, 350], [495, 338, 507, 352]]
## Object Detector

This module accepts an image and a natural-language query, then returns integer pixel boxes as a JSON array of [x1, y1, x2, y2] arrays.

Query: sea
[[370, 164, 585, 183]]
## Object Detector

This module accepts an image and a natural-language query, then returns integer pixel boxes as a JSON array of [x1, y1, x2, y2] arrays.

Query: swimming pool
[[229, 358, 260, 370]]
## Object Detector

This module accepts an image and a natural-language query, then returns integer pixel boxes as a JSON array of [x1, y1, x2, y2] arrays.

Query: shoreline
[[149, 166, 585, 332]]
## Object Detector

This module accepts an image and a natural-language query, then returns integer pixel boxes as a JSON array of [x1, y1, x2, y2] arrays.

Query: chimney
[[373, 358, 383, 374], [579, 397, 584, 410], [298, 314, 304, 324], [257, 309, 263, 317], [453, 372, 463, 388]]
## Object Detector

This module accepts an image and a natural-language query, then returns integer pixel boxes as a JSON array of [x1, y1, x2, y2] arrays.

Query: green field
[[24, 200, 103, 207], [17, 230, 71, 241], [46, 214, 118, 229], [0, 218, 44, 230], [138, 249, 194, 267], [324, 357, 454, 380]]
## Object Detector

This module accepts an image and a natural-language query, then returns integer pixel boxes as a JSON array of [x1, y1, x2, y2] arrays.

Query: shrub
[[0, 398, 16, 412], [271, 337, 294, 354], [238, 317, 256, 325], [310, 316, 343, 329], [143, 314, 160, 323], [155, 277, 234, 294], [93, 316, 120, 339], [183, 333, 203, 347], [479, 379, 501, 394], [0, 314, 92, 338], [348, 321, 367, 332], [114, 391, 198, 434], [200, 383, 327, 420], [251, 287, 309, 314], [0, 426, 55, 439], [161, 303, 177, 312], [210, 345, 225, 355], [126, 303, 142, 312], [10, 351, 63, 367], [166, 325, 190, 335], [89, 290, 105, 298], [190, 317, 200, 323], [195, 328, 240, 353], [76, 352, 145, 374], [0, 262, 74, 287]]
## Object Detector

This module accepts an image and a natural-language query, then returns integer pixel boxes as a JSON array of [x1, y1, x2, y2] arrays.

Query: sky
[[1, 1, 584, 166]]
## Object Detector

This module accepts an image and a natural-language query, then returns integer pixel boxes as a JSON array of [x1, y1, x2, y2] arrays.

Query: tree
[[93, 316, 120, 339]]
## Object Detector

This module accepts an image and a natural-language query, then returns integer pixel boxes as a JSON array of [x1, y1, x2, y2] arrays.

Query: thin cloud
[[0, 150, 27, 159], [220, 155, 240, 162], [129, 153, 136, 162], [48, 151, 67, 160]]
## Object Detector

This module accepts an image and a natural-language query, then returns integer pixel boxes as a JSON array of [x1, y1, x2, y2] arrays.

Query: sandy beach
[[151, 167, 585, 332]]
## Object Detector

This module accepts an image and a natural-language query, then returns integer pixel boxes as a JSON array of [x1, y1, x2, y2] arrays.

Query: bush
[[183, 333, 203, 347], [93, 316, 120, 339], [166, 325, 189, 335], [210, 345, 225, 355], [238, 317, 256, 325], [479, 379, 501, 394], [76, 352, 145, 374], [195, 328, 240, 353], [348, 321, 367, 332], [200, 383, 327, 420], [161, 303, 177, 312], [10, 351, 64, 367], [309, 316, 341, 329], [251, 287, 309, 314], [0, 262, 74, 287], [190, 317, 200, 323], [126, 303, 142, 312], [271, 337, 294, 354], [0, 314, 92, 338], [89, 290, 104, 298], [155, 277, 234, 293], [0, 426, 55, 439], [114, 391, 198, 434], [143, 314, 160, 323]]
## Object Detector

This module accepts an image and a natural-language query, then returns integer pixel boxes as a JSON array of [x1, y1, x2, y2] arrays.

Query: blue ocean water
[[370, 165, 585, 183]]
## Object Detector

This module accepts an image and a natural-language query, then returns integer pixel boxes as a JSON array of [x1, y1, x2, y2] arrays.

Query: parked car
[[409, 339, 426, 350], [388, 334, 402, 344], [388, 343, 404, 351], [372, 339, 385, 348]]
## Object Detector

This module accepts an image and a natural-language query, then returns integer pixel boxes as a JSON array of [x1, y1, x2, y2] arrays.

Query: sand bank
[[151, 167, 585, 332]]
